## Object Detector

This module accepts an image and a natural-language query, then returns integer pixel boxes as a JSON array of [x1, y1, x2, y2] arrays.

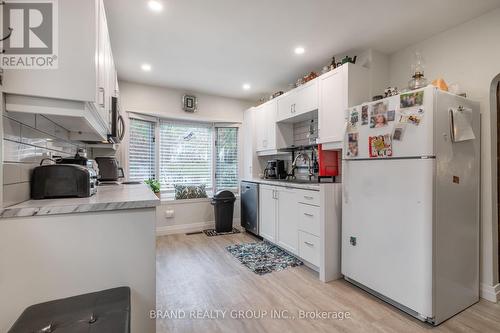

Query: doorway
[[497, 80, 500, 278]]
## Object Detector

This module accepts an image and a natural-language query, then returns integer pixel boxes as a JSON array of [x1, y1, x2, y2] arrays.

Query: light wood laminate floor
[[156, 232, 500, 333]]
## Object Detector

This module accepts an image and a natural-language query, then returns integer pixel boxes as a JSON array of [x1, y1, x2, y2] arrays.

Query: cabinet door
[[318, 70, 346, 144], [254, 105, 266, 151], [277, 93, 296, 121], [96, 0, 108, 126], [242, 108, 255, 179], [259, 185, 276, 242], [3, 0, 97, 102], [264, 101, 277, 150], [296, 80, 319, 116], [276, 188, 299, 254]]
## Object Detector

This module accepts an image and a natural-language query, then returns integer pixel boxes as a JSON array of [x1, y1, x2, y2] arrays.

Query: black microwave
[[109, 96, 125, 143]]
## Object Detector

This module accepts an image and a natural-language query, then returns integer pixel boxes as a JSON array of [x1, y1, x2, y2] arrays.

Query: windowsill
[[159, 193, 240, 204]]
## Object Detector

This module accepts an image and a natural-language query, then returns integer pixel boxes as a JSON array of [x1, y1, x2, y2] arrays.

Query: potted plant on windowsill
[[145, 179, 161, 199]]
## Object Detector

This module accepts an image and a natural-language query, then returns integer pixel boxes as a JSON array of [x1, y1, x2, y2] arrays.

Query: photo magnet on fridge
[[392, 124, 407, 141], [347, 133, 359, 157], [399, 114, 422, 126], [400, 91, 424, 109], [387, 110, 396, 121], [370, 102, 388, 128], [361, 105, 369, 125], [348, 108, 359, 132], [369, 134, 393, 158]]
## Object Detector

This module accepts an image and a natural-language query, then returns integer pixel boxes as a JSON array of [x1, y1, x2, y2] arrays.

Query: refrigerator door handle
[[343, 162, 349, 204]]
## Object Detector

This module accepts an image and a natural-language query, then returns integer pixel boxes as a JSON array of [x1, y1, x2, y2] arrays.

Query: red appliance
[[317, 144, 339, 180]]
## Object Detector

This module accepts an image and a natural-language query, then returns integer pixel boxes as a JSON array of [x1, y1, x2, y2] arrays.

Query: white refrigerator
[[341, 86, 480, 325]]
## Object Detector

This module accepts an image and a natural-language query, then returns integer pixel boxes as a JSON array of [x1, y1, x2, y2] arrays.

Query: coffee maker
[[264, 160, 287, 180]]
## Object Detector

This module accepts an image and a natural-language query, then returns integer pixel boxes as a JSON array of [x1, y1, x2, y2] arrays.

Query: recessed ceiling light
[[242, 83, 251, 91], [148, 0, 163, 12], [294, 46, 305, 55], [141, 63, 152, 72]]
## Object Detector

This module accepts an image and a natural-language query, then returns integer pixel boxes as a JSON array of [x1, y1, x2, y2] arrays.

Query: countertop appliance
[[342, 86, 480, 325], [317, 144, 338, 181], [240, 181, 259, 235], [57, 153, 98, 175], [31, 164, 98, 199], [264, 160, 287, 180], [95, 156, 124, 181]]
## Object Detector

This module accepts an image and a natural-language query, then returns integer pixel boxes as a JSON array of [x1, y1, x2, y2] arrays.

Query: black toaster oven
[[31, 164, 98, 199]]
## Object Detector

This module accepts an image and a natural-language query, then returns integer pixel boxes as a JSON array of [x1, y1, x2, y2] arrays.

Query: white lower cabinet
[[276, 188, 299, 255], [256, 182, 342, 282], [259, 184, 319, 262], [259, 185, 276, 242], [298, 203, 320, 237], [298, 231, 320, 266]]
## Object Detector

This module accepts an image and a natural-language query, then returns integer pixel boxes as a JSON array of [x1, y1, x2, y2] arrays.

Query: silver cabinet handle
[[304, 195, 314, 200], [304, 241, 314, 246], [98, 87, 105, 107], [303, 213, 314, 217]]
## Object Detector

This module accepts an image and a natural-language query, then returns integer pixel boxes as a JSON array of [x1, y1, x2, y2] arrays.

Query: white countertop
[[241, 178, 328, 191], [0, 183, 160, 218]]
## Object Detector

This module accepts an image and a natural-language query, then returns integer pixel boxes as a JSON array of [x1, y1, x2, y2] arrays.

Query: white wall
[[389, 8, 500, 300], [117, 81, 251, 233], [0, 208, 156, 333], [118, 80, 251, 123]]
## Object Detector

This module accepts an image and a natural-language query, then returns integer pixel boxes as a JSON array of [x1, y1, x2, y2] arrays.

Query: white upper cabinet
[[318, 70, 345, 144], [3, 0, 117, 141], [255, 100, 293, 154], [277, 80, 319, 122], [242, 107, 257, 180], [317, 63, 369, 146]]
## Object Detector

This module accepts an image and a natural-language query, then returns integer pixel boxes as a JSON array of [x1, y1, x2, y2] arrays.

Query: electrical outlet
[[165, 209, 174, 219]]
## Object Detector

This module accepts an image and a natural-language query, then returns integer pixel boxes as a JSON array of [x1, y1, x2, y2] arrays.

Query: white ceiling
[[104, 0, 500, 101]]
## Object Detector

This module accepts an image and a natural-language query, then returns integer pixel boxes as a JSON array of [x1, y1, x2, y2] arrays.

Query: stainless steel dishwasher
[[240, 181, 259, 235]]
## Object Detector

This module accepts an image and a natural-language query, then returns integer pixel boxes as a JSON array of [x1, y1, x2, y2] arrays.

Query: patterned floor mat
[[226, 241, 303, 275], [203, 228, 241, 236]]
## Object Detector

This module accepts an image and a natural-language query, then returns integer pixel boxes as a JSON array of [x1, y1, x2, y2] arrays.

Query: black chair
[[9, 287, 131, 333]]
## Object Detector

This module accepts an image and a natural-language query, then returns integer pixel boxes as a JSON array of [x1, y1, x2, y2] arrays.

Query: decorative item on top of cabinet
[[182, 94, 198, 112], [303, 72, 318, 83], [271, 91, 284, 99], [329, 57, 337, 71], [341, 55, 357, 65], [384, 87, 399, 97]]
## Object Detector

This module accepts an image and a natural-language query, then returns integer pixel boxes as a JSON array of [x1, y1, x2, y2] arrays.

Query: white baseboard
[[156, 219, 241, 236], [480, 283, 500, 303], [156, 221, 214, 236]]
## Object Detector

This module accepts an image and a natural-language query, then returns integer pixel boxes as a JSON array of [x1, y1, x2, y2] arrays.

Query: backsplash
[[293, 117, 318, 146], [3, 111, 84, 207]]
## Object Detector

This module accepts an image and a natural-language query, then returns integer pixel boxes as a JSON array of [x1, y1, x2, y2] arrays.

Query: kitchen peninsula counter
[[0, 183, 158, 333], [0, 183, 159, 218]]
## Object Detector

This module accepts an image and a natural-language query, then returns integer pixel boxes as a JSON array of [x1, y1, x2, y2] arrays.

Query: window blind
[[215, 127, 239, 191], [159, 121, 213, 192], [128, 118, 155, 181]]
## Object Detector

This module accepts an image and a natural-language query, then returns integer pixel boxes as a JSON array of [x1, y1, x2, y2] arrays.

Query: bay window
[[127, 115, 239, 197]]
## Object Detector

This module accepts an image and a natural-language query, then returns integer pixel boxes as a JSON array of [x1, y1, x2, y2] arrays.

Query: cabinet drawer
[[298, 231, 320, 266], [296, 189, 320, 206], [298, 204, 320, 236]]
